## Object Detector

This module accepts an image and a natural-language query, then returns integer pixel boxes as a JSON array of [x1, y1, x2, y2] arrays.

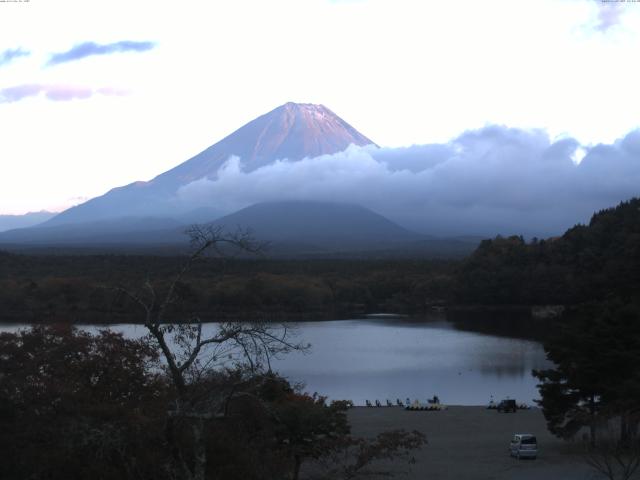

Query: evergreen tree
[[534, 301, 640, 445]]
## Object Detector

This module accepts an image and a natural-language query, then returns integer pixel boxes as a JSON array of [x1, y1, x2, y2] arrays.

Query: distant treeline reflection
[[447, 306, 551, 342]]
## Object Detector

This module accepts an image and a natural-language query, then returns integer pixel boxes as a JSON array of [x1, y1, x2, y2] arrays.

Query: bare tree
[[307, 429, 427, 480], [583, 417, 640, 480], [117, 225, 306, 480]]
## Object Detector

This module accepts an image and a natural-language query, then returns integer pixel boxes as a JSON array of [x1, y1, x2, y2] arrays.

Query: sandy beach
[[347, 406, 600, 480]]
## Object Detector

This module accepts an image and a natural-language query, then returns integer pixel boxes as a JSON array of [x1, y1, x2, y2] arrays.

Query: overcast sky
[[1, 0, 639, 215]]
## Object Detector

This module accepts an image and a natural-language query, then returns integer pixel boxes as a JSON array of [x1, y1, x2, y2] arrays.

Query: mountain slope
[[0, 211, 56, 232], [0, 216, 185, 245], [155, 102, 376, 185], [44, 103, 375, 226], [0, 200, 479, 257], [0, 201, 419, 250], [211, 201, 422, 252]]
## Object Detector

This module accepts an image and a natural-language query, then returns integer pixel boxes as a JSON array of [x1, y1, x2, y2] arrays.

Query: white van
[[509, 434, 537, 459]]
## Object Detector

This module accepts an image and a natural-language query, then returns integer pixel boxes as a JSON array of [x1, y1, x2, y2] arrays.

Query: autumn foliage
[[0, 326, 425, 479]]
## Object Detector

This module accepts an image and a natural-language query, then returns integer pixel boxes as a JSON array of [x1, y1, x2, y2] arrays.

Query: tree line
[[454, 198, 640, 306], [0, 253, 456, 323], [2, 200, 638, 325]]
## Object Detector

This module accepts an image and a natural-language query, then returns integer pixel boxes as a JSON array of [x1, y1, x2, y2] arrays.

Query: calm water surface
[[1, 318, 550, 406]]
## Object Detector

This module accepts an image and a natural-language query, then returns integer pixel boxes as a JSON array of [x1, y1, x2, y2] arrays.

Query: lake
[[0, 317, 550, 406]]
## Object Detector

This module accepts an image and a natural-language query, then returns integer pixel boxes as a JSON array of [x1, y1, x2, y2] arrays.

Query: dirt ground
[[346, 406, 603, 480]]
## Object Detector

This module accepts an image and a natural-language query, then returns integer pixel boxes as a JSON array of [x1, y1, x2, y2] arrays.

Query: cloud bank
[[0, 84, 128, 103], [0, 48, 30, 67], [174, 126, 640, 237], [48, 40, 156, 65]]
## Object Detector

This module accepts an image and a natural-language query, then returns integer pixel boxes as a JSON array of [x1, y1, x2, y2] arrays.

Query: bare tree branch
[[114, 224, 305, 480], [584, 420, 640, 480]]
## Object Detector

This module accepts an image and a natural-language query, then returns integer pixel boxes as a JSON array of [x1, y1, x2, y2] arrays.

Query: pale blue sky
[[0, 0, 639, 214]]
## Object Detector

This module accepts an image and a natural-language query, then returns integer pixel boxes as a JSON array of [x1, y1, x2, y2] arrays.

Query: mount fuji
[[0, 103, 479, 256], [44, 102, 376, 226]]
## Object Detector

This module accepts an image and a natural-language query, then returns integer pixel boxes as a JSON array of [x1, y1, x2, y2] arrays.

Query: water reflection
[[0, 319, 551, 406], [269, 319, 550, 405]]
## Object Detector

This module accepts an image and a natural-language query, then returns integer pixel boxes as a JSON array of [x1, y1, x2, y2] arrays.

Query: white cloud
[[175, 126, 640, 237]]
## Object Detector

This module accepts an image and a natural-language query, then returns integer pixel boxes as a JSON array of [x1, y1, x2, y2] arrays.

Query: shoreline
[[346, 405, 594, 479]]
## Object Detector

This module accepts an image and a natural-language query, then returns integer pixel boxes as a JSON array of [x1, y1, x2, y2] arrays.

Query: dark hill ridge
[[44, 103, 375, 226], [0, 216, 185, 245], [211, 201, 421, 251], [0, 211, 55, 233], [0, 200, 479, 257], [0, 201, 417, 249]]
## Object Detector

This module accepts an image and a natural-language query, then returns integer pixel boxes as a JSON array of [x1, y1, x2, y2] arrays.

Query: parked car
[[497, 399, 517, 413], [509, 433, 537, 459]]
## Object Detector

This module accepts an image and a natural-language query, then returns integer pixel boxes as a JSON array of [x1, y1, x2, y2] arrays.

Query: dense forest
[[0, 254, 455, 323], [1, 198, 639, 324], [455, 197, 640, 306]]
